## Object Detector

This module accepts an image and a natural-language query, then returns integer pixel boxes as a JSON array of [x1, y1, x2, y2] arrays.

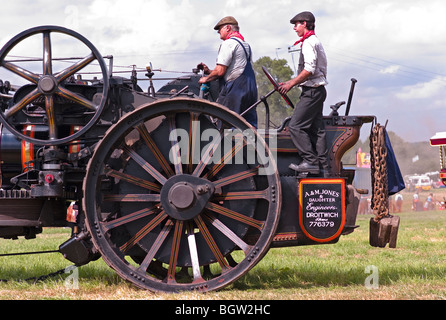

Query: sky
[[0, 0, 445, 142]]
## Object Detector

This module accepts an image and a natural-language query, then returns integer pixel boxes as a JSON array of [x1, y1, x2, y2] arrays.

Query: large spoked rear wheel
[[83, 98, 281, 292]]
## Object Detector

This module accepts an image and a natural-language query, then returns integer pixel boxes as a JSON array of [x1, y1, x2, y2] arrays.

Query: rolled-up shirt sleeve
[[297, 36, 328, 87], [302, 42, 317, 74]]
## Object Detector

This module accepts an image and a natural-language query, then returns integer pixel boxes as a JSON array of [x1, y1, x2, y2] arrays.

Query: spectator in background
[[413, 189, 421, 211], [424, 193, 435, 210], [395, 193, 403, 212]]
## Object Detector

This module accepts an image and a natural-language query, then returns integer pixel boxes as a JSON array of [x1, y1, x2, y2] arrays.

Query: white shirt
[[298, 35, 328, 87], [216, 37, 252, 82]]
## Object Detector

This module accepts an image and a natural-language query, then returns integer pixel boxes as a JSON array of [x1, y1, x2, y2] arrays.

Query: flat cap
[[214, 16, 238, 30], [290, 11, 315, 24]]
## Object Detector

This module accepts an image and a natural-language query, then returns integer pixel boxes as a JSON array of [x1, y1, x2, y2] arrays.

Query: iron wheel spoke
[[102, 193, 160, 202], [213, 166, 259, 189], [194, 215, 230, 272], [122, 145, 167, 185], [187, 112, 200, 174], [204, 133, 247, 180], [168, 114, 183, 175], [105, 168, 161, 193], [1, 61, 40, 84], [192, 129, 223, 178], [166, 220, 184, 283], [56, 86, 97, 110], [55, 53, 96, 83], [138, 219, 174, 272], [186, 221, 204, 283], [119, 210, 168, 253], [45, 95, 57, 140], [212, 190, 269, 201], [43, 32, 53, 75], [206, 202, 264, 231], [136, 123, 175, 177], [5, 88, 41, 118], [202, 212, 252, 255], [101, 206, 160, 232]]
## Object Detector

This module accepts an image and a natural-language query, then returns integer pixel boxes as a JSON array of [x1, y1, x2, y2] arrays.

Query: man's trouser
[[288, 85, 328, 168]]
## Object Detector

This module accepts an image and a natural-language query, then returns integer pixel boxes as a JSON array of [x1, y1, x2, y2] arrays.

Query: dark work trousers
[[217, 39, 258, 128], [288, 85, 328, 169]]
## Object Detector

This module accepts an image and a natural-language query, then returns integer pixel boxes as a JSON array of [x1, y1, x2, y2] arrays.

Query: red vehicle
[[430, 132, 446, 186]]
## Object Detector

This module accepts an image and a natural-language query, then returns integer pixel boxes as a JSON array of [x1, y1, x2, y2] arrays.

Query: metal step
[[0, 190, 43, 227]]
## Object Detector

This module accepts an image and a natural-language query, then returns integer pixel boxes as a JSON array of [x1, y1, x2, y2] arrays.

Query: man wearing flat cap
[[198, 16, 258, 127], [278, 11, 329, 175]]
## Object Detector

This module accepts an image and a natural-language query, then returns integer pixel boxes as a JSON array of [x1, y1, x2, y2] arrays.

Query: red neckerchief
[[294, 30, 315, 47], [225, 31, 245, 41]]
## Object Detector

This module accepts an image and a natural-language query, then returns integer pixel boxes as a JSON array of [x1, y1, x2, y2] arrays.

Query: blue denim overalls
[[216, 38, 258, 128]]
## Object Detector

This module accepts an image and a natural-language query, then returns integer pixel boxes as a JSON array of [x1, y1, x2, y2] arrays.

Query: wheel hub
[[38, 75, 57, 94], [169, 183, 195, 209], [160, 174, 215, 221]]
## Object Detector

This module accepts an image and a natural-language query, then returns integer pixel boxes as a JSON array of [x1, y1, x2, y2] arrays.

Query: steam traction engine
[[0, 26, 376, 292]]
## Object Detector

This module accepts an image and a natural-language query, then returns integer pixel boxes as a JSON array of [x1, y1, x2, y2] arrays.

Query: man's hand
[[198, 64, 227, 84], [197, 62, 210, 75], [278, 70, 312, 94], [278, 81, 294, 95]]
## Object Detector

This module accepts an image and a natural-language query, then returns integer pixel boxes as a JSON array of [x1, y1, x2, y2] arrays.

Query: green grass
[[1, 203, 445, 300]]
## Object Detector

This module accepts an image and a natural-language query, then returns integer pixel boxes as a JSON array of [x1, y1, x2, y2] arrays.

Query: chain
[[370, 123, 389, 222], [0, 266, 75, 284]]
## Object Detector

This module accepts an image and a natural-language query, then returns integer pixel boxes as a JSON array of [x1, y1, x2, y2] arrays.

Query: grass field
[[0, 189, 445, 300]]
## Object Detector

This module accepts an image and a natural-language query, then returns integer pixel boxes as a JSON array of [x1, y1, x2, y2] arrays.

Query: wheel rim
[[83, 98, 281, 292], [0, 25, 109, 146]]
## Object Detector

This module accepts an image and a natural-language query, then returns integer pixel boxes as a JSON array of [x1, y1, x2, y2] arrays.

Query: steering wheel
[[262, 66, 294, 108], [0, 25, 109, 146]]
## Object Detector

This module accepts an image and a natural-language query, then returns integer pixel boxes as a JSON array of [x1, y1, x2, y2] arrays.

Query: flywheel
[[83, 98, 281, 292], [0, 26, 109, 146]]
